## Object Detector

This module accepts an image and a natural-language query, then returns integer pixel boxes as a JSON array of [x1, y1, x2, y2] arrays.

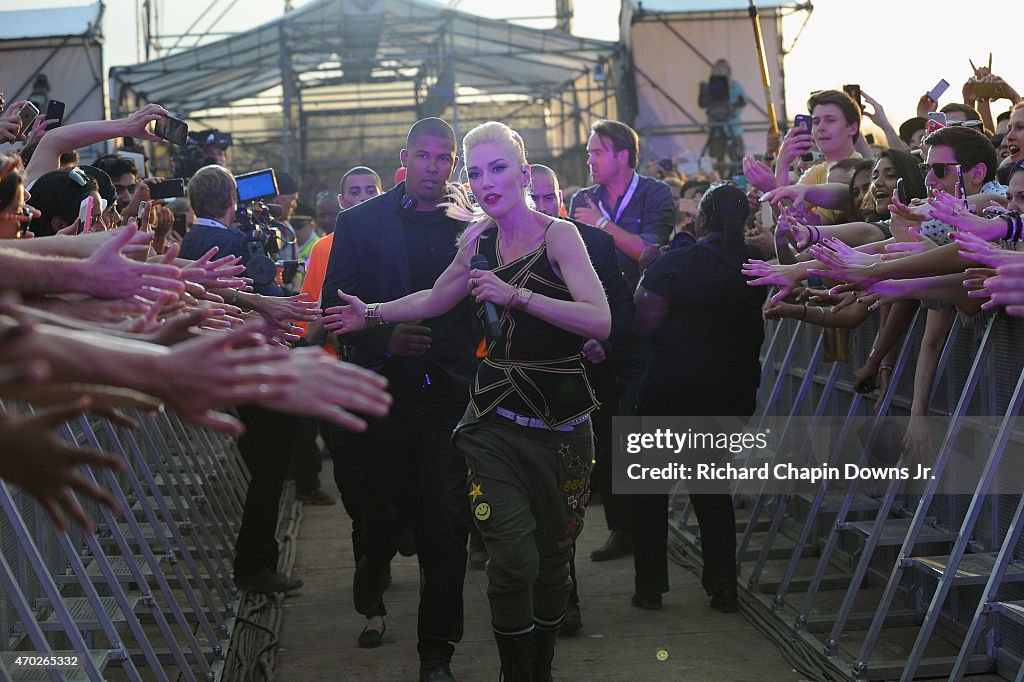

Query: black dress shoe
[[590, 530, 633, 561], [631, 592, 662, 610], [358, 621, 385, 648], [234, 569, 302, 594], [418, 658, 455, 682], [559, 602, 582, 636], [709, 585, 738, 613]]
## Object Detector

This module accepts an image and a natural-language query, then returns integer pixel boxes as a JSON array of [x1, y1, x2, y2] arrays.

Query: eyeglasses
[[947, 120, 984, 129], [918, 162, 960, 179]]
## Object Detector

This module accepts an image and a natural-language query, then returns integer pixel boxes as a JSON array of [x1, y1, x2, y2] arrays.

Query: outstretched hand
[[81, 224, 185, 301], [955, 230, 1024, 268], [0, 399, 125, 533], [256, 348, 392, 432], [322, 290, 369, 333]]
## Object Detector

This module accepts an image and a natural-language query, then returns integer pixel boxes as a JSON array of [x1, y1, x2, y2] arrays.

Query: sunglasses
[[918, 162, 961, 179], [946, 120, 984, 129]]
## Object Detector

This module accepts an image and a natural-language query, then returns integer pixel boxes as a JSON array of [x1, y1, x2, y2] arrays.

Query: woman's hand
[[322, 290, 368, 333], [954, 230, 1024, 268], [743, 260, 804, 304], [742, 155, 778, 193], [888, 189, 933, 226], [468, 268, 516, 307]]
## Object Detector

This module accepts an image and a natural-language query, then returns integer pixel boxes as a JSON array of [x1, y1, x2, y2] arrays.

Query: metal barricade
[[0, 401, 251, 681], [668, 310, 1024, 680]]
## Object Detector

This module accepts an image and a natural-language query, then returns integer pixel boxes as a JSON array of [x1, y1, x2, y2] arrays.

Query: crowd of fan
[[0, 99, 392, 533]]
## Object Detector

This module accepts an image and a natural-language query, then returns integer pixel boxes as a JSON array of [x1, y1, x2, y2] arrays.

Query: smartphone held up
[[151, 115, 189, 146]]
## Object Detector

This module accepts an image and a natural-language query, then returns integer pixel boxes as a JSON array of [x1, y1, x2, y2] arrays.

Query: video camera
[[234, 168, 301, 288], [171, 129, 235, 180]]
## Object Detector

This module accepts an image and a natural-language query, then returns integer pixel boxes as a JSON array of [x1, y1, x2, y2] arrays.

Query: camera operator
[[698, 59, 747, 174], [179, 163, 303, 594]]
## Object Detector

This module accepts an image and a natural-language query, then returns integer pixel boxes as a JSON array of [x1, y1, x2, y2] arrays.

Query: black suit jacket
[[321, 183, 475, 384]]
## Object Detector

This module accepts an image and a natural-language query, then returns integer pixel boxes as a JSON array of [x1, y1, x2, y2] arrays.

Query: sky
[[5, 0, 1022, 130]]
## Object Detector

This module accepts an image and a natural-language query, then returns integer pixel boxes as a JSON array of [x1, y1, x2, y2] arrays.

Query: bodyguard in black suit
[[528, 165, 634, 636], [321, 119, 474, 682]]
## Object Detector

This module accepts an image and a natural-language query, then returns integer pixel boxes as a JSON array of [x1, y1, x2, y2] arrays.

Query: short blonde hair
[[188, 165, 236, 219], [450, 122, 529, 246]]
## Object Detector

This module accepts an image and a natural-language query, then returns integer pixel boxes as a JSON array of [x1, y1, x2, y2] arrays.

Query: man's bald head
[[529, 164, 562, 218]]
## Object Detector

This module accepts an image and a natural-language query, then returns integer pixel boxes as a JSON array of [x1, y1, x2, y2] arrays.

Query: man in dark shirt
[[530, 164, 633, 636], [568, 120, 676, 562], [321, 118, 473, 682]]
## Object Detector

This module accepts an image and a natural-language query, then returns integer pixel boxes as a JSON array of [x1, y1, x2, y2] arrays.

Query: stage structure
[[0, 3, 108, 151], [621, 0, 812, 176], [110, 0, 619, 189]]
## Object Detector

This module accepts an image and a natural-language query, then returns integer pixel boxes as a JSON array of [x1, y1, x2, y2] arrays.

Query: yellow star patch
[[469, 482, 484, 502]]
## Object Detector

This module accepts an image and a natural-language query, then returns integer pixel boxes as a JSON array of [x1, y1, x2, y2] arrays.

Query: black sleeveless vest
[[469, 225, 599, 428]]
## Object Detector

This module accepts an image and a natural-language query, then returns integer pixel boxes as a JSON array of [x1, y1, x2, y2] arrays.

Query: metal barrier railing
[[669, 310, 1024, 681], [0, 402, 251, 681]]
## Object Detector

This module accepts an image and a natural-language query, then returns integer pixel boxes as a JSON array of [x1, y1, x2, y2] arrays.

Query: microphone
[[470, 254, 504, 341]]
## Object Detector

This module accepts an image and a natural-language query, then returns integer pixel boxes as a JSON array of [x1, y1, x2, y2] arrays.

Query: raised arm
[[24, 104, 167, 184]]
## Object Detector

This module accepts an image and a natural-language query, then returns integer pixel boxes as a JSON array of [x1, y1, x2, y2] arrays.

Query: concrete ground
[[275, 463, 807, 681]]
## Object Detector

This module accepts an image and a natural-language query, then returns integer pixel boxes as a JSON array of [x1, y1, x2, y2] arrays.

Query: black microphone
[[470, 254, 504, 341]]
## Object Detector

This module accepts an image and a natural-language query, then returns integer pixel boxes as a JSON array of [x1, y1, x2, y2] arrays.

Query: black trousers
[[353, 380, 470, 662], [631, 383, 753, 597], [324, 421, 368, 561], [287, 416, 322, 495], [234, 405, 298, 577]]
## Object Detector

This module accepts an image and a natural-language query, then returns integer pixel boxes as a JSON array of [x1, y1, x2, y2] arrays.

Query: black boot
[[493, 626, 534, 682], [589, 529, 633, 561], [533, 615, 563, 682]]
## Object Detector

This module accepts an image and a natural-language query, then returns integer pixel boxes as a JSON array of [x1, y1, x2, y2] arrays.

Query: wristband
[[1003, 214, 1015, 241], [800, 303, 808, 321], [365, 302, 387, 326], [596, 217, 610, 230], [231, 289, 239, 306]]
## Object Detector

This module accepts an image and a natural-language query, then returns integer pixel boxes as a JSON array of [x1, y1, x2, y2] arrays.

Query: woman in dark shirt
[[631, 181, 768, 612]]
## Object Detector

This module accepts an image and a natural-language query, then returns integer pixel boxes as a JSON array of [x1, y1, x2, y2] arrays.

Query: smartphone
[[896, 178, 907, 204], [973, 81, 1004, 100], [843, 84, 862, 110], [17, 101, 40, 137], [926, 111, 946, 134], [45, 100, 65, 127], [927, 79, 950, 102], [794, 114, 812, 133], [148, 178, 186, 200], [865, 133, 875, 145], [955, 165, 967, 201], [152, 115, 189, 146], [77, 195, 95, 234], [137, 200, 150, 229], [579, 189, 592, 207]]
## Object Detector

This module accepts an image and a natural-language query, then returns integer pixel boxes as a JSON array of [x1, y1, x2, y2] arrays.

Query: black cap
[[79, 165, 115, 204]]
